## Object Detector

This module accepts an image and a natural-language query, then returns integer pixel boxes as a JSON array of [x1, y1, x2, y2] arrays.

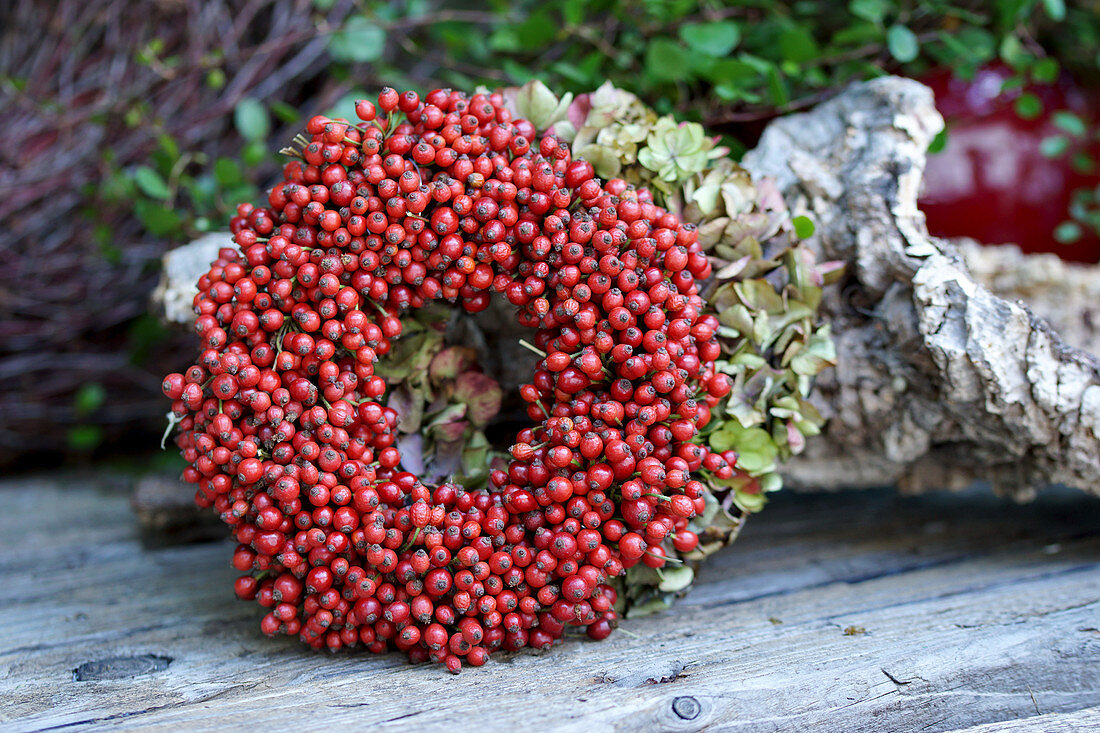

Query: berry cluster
[[163, 86, 735, 672]]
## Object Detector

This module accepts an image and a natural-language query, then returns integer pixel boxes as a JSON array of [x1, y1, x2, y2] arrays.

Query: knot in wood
[[672, 696, 701, 720]]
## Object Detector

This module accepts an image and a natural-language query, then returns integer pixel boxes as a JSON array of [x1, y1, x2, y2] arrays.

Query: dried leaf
[[429, 346, 477, 383], [789, 326, 837, 376], [453, 372, 503, 426], [709, 423, 777, 475], [459, 430, 492, 488], [575, 143, 623, 179], [387, 384, 424, 434], [373, 331, 441, 382], [426, 438, 464, 481], [625, 596, 676, 618], [657, 565, 694, 592], [432, 418, 469, 443], [732, 487, 768, 513], [737, 279, 785, 314], [786, 420, 806, 454], [426, 403, 467, 428], [395, 432, 426, 476], [713, 255, 751, 280], [818, 260, 847, 285]]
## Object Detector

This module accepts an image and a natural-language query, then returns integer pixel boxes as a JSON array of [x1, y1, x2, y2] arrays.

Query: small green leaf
[[1071, 152, 1096, 175], [774, 24, 818, 63], [134, 166, 170, 200], [725, 426, 778, 475], [124, 105, 143, 128], [704, 58, 760, 87], [789, 326, 838, 376], [849, 0, 887, 25], [928, 128, 949, 154], [74, 383, 106, 417], [1000, 74, 1027, 93], [562, 0, 585, 26], [792, 215, 815, 239], [1052, 111, 1086, 138], [657, 565, 695, 592], [205, 68, 226, 90], [999, 36, 1030, 71], [1030, 57, 1060, 84], [778, 25, 819, 64], [68, 425, 103, 451], [514, 10, 557, 47], [242, 140, 267, 167], [936, 30, 978, 68], [1041, 0, 1066, 21], [134, 200, 182, 237], [214, 158, 243, 186], [765, 64, 789, 106], [156, 133, 180, 162], [269, 100, 301, 124], [732, 487, 768, 514], [886, 25, 919, 63], [234, 98, 269, 141], [832, 21, 884, 47], [1054, 221, 1082, 243], [328, 16, 387, 63], [950, 27, 996, 68], [645, 38, 694, 82], [708, 426, 737, 453], [502, 59, 536, 85], [679, 21, 741, 57], [1014, 92, 1043, 120], [488, 27, 521, 53], [1039, 135, 1069, 158]]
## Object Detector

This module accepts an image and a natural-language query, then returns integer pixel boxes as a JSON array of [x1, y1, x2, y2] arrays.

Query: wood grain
[[943, 706, 1100, 732], [3, 473, 1098, 731]]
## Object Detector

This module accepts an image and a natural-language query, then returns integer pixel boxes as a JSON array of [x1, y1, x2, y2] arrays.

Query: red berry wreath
[[162, 87, 735, 672]]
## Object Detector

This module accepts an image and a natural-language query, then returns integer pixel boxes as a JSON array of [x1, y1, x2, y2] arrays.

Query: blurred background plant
[[2, 0, 1097, 469]]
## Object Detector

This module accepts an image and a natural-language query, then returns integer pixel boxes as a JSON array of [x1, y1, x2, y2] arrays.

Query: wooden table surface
[[3, 473, 1099, 732]]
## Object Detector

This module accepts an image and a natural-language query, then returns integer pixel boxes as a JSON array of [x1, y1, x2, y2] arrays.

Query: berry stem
[[518, 339, 546, 357]]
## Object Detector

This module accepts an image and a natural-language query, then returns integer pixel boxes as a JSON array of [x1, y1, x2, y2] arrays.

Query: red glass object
[[919, 65, 1100, 262]]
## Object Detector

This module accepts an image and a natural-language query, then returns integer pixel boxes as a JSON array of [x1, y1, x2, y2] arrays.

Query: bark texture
[[742, 77, 1100, 499], [961, 240, 1100, 357]]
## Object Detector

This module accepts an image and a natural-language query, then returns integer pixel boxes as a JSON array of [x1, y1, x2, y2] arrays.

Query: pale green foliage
[[503, 82, 839, 587], [636, 118, 714, 183], [518, 81, 843, 515], [504, 79, 574, 135]]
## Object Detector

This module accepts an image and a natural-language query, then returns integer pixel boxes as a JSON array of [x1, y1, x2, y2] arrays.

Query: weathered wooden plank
[[2, 474, 1098, 732], [942, 706, 1100, 732]]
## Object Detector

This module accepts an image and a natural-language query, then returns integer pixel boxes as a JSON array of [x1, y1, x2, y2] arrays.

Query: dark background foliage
[[1, 0, 1096, 470]]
